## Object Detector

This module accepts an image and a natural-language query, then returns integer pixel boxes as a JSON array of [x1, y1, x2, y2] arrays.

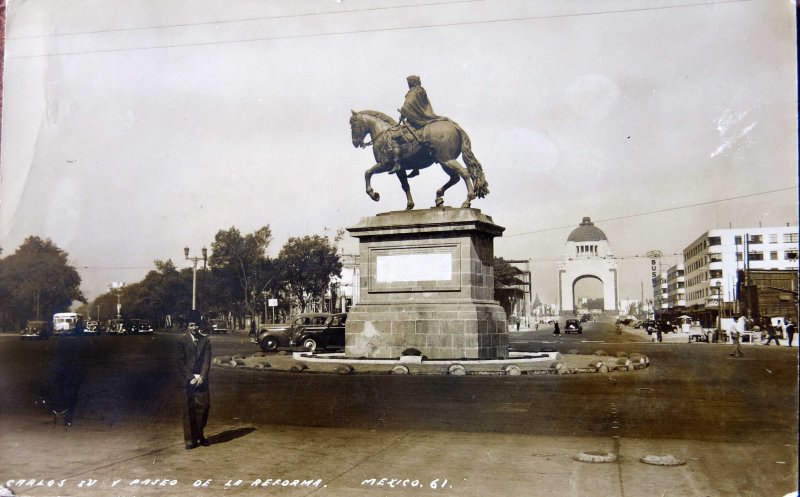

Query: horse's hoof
[[367, 191, 380, 202], [461, 201, 471, 208], [406, 203, 415, 210], [435, 197, 444, 207]]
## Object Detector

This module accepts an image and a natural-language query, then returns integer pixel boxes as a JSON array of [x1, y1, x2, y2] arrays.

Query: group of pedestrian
[[728, 315, 796, 357]]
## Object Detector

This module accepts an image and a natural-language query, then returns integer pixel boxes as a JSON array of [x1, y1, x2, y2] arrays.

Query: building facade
[[667, 225, 799, 324]]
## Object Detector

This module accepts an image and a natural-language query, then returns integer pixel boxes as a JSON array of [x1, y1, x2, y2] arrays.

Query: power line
[[505, 186, 798, 238], [7, 0, 483, 40], [8, 0, 752, 59]]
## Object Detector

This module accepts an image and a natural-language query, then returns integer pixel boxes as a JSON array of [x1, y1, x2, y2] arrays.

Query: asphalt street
[[0, 321, 797, 497]]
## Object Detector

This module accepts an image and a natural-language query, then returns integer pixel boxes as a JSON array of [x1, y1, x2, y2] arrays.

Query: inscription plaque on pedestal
[[344, 207, 509, 360]]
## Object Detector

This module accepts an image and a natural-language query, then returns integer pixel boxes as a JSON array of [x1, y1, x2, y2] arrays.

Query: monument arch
[[559, 217, 618, 317]]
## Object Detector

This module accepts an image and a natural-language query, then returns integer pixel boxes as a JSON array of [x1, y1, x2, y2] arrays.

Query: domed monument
[[559, 217, 618, 317]]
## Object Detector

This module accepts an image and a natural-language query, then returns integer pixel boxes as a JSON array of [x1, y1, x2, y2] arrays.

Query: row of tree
[[1, 228, 523, 332], [0, 226, 342, 331]]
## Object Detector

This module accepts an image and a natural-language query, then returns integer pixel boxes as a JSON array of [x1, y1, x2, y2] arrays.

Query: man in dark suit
[[176, 320, 212, 449]]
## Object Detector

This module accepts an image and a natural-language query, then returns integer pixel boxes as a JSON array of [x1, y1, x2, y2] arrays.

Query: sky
[[1, 0, 797, 307]]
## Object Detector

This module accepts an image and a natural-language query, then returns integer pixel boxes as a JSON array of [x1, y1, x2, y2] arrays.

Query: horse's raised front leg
[[439, 160, 475, 208], [396, 170, 414, 210], [364, 163, 389, 202], [435, 165, 460, 207]]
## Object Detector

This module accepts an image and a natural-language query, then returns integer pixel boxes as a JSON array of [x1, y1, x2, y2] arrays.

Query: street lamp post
[[184, 246, 208, 311], [715, 281, 723, 343], [108, 282, 125, 319]]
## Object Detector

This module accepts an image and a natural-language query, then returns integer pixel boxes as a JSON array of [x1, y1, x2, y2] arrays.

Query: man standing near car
[[176, 318, 212, 449]]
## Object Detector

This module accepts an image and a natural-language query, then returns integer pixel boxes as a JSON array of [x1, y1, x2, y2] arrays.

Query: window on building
[[786, 249, 799, 261], [709, 269, 722, 279], [734, 236, 742, 245], [784, 233, 799, 243], [708, 236, 721, 246], [748, 235, 762, 244], [736, 253, 743, 261], [748, 251, 763, 261], [770, 251, 779, 260], [709, 254, 722, 263], [769, 234, 778, 244]]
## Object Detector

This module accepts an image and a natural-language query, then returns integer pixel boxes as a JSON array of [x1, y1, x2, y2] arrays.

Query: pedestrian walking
[[729, 317, 743, 357], [553, 322, 560, 335], [655, 325, 663, 343], [176, 317, 212, 450], [786, 318, 796, 347], [516, 319, 520, 332], [764, 321, 780, 346], [534, 322, 539, 331]]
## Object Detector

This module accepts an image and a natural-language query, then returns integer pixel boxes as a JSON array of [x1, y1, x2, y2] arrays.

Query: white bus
[[53, 312, 84, 336]]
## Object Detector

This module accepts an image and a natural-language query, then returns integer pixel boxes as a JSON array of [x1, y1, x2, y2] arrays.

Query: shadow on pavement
[[208, 426, 256, 445]]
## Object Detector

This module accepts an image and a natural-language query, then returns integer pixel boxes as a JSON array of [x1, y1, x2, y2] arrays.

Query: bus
[[53, 312, 85, 336]]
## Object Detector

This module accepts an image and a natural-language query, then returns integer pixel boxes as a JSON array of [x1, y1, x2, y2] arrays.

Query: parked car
[[255, 313, 331, 352], [20, 320, 52, 340], [293, 313, 347, 352], [84, 320, 99, 335], [129, 319, 154, 335], [564, 318, 583, 334], [107, 318, 129, 335], [208, 318, 229, 334], [646, 320, 676, 335]]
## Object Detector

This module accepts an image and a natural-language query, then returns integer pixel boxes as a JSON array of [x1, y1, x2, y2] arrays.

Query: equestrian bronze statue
[[349, 76, 489, 210]]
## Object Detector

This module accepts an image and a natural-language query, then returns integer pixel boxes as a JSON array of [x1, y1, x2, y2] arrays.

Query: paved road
[[0, 323, 797, 496]]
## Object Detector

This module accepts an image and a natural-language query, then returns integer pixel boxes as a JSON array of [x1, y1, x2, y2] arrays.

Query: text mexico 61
[[362, 478, 451, 490]]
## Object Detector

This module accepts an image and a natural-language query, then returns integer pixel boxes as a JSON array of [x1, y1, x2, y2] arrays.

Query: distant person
[[249, 319, 256, 338], [728, 317, 743, 357], [176, 320, 212, 449], [785, 318, 796, 347], [553, 322, 560, 336], [764, 321, 780, 346], [516, 320, 520, 332]]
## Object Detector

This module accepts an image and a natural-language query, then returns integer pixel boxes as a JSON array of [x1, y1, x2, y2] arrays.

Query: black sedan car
[[256, 313, 332, 352], [20, 320, 52, 340], [564, 318, 583, 334], [293, 313, 347, 352]]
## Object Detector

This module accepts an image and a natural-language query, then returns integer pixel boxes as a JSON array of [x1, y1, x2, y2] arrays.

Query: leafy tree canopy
[[278, 234, 342, 312], [0, 236, 85, 328]]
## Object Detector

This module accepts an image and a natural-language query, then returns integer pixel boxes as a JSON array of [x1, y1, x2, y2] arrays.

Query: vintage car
[[255, 313, 331, 352], [84, 320, 100, 335], [293, 313, 347, 352], [208, 318, 230, 334], [646, 320, 677, 335], [564, 318, 583, 334], [20, 320, 52, 340], [129, 319, 154, 335], [107, 318, 129, 335]]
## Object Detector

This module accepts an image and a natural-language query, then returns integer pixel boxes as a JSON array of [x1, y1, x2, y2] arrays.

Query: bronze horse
[[350, 110, 489, 210]]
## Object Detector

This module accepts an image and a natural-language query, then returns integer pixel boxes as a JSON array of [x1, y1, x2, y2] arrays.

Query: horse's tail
[[451, 120, 489, 198]]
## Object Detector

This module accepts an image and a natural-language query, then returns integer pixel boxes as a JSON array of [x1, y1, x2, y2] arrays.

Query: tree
[[277, 234, 342, 312], [0, 236, 85, 329], [493, 257, 525, 319], [208, 226, 273, 324]]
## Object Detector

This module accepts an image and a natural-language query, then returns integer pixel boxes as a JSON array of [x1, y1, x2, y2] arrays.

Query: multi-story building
[[666, 264, 687, 311], [653, 270, 668, 317], [682, 225, 798, 322]]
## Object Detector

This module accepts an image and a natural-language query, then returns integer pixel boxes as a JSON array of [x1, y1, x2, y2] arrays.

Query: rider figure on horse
[[390, 75, 442, 176]]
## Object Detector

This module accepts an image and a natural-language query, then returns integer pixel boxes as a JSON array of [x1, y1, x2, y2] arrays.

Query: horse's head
[[350, 110, 369, 148]]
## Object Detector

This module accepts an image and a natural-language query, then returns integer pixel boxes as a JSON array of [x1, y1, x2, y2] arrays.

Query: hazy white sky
[[1, 0, 797, 305]]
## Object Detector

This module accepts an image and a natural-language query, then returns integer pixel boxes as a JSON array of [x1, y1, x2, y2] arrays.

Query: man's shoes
[[185, 443, 198, 450], [198, 438, 210, 447]]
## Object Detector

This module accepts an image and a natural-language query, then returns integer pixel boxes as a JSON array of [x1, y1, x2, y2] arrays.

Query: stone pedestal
[[344, 207, 509, 360]]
